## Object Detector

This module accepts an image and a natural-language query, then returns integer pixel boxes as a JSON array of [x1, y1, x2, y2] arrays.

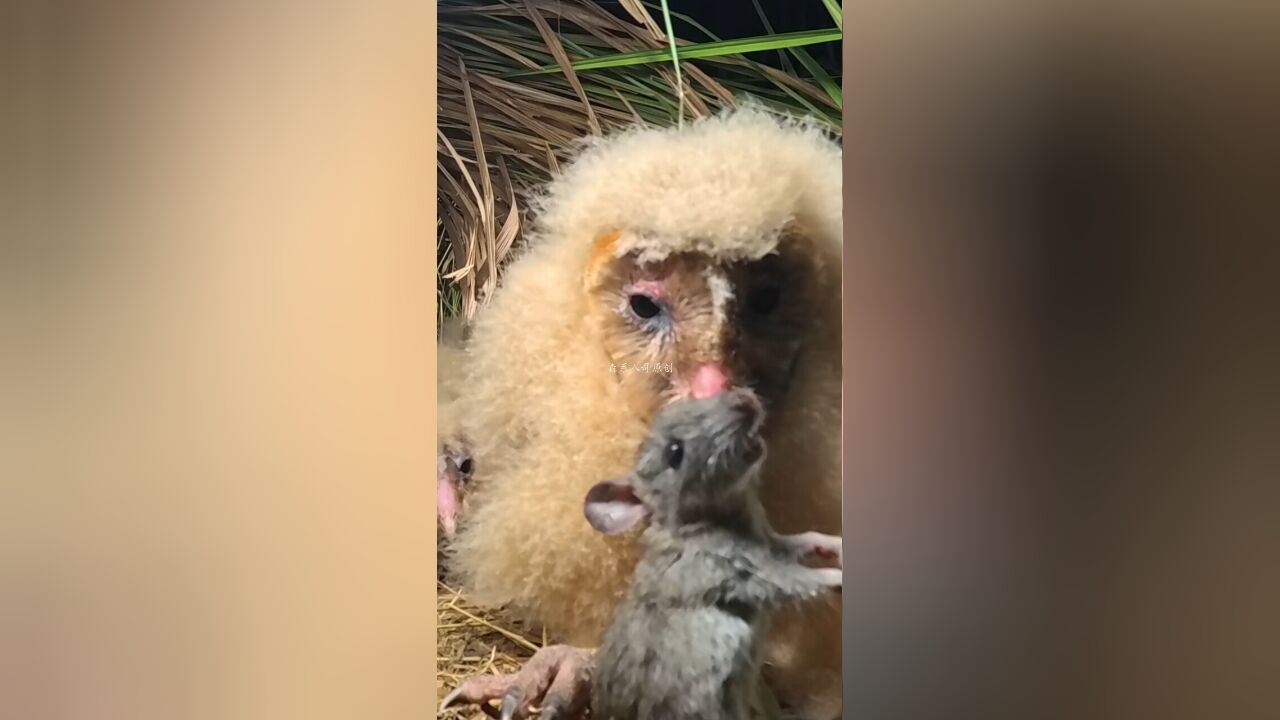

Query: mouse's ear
[[584, 478, 650, 535]]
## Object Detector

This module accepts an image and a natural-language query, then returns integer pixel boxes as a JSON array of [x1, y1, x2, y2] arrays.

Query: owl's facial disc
[[587, 233, 814, 415]]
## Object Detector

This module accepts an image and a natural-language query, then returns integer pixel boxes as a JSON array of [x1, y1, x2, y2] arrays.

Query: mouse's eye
[[458, 458, 473, 476], [628, 293, 662, 321], [665, 440, 684, 469]]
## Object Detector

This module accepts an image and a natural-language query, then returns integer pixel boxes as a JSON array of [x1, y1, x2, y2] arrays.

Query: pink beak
[[691, 362, 732, 399], [437, 478, 460, 538]]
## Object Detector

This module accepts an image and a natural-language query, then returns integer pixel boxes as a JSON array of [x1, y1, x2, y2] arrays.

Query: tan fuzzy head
[[562, 106, 844, 416], [535, 105, 842, 266], [451, 107, 844, 658]]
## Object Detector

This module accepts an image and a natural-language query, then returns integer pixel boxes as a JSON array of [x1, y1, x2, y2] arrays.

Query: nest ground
[[437, 581, 546, 719]]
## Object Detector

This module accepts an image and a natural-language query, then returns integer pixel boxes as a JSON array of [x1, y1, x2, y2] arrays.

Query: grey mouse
[[583, 387, 842, 720]]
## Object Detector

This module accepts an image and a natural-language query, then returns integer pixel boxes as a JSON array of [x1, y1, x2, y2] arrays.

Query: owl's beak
[[690, 362, 732, 399], [437, 463, 462, 539]]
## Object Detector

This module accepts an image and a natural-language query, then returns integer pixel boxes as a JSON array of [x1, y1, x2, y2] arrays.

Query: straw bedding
[[437, 580, 546, 719]]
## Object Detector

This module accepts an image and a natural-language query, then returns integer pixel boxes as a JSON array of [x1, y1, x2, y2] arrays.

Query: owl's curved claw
[[440, 680, 500, 717], [499, 686, 525, 720], [440, 644, 593, 720]]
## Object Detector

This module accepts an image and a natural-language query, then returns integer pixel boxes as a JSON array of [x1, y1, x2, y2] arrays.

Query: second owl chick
[[586, 388, 843, 720], [438, 316, 475, 582]]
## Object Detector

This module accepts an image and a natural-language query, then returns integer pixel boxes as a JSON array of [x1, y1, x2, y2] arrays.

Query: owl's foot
[[440, 644, 593, 720]]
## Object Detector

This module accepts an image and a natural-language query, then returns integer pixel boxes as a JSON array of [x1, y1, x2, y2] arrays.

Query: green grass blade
[[821, 0, 843, 32], [789, 47, 841, 108], [507, 28, 843, 77], [657, 0, 686, 124], [751, 79, 837, 127], [748, 0, 796, 75], [640, 1, 719, 42]]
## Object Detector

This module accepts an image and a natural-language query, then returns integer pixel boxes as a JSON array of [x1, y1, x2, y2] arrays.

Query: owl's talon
[[499, 686, 525, 720], [441, 644, 593, 720]]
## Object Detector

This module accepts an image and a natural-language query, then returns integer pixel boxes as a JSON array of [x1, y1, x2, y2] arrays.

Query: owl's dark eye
[[629, 293, 662, 320], [665, 440, 684, 469], [747, 285, 781, 315], [458, 458, 474, 476]]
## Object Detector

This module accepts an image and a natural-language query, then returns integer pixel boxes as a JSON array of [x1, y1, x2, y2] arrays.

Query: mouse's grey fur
[[585, 388, 842, 720]]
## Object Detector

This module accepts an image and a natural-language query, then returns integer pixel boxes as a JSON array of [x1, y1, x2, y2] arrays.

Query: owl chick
[[442, 107, 844, 720], [437, 316, 474, 545]]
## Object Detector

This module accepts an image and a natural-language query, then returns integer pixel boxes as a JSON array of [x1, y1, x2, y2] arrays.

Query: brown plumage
[[448, 107, 843, 719]]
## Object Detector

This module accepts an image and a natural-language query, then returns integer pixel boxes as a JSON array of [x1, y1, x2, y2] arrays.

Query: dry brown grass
[[437, 580, 547, 719]]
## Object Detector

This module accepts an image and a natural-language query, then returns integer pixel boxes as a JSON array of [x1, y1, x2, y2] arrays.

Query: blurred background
[[840, 2, 1280, 718]]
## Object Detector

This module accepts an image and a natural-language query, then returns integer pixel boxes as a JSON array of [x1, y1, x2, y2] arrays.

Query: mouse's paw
[[440, 644, 593, 720], [808, 537, 842, 566], [775, 531, 843, 568], [813, 567, 843, 594]]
